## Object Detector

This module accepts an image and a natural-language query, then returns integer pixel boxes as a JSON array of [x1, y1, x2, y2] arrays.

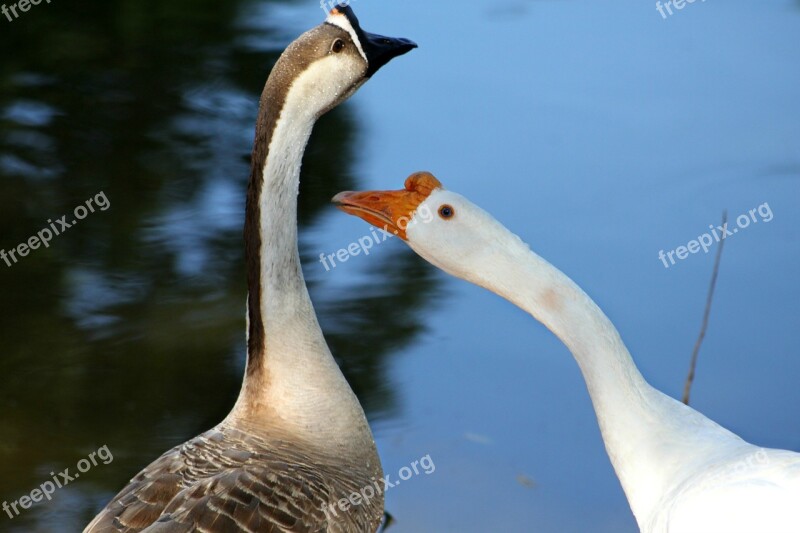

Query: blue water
[[312, 1, 800, 530], [0, 0, 797, 531]]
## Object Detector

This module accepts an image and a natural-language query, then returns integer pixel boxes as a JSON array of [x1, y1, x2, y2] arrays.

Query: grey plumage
[[85, 425, 382, 532]]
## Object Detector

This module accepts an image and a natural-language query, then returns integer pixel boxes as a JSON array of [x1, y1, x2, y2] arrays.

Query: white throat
[[415, 216, 748, 526], [229, 60, 375, 457]]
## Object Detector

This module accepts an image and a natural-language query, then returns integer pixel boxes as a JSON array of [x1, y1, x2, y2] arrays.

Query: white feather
[[405, 188, 800, 532]]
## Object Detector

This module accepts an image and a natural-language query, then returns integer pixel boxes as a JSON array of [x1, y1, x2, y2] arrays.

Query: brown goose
[[84, 7, 416, 532]]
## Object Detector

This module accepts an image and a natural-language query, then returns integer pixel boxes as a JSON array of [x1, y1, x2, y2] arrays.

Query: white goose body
[[334, 172, 800, 533], [85, 8, 415, 532]]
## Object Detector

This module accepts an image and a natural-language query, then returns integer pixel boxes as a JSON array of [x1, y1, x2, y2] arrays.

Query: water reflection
[[0, 1, 436, 529]]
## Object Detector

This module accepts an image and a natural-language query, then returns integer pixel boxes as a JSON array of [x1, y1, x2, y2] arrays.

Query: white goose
[[334, 172, 800, 533], [85, 7, 415, 532]]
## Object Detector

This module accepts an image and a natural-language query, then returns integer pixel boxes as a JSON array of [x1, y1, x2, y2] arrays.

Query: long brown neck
[[243, 63, 290, 377], [230, 40, 379, 466]]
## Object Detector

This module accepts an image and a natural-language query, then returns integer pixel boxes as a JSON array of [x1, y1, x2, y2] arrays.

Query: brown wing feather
[[85, 426, 381, 533]]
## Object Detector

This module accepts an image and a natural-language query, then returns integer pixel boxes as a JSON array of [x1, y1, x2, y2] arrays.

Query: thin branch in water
[[683, 210, 727, 406]]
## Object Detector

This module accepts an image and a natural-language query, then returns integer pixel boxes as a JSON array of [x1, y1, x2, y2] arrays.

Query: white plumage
[[334, 172, 800, 532]]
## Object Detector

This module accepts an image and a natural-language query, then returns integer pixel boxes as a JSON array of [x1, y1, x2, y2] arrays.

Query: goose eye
[[438, 205, 455, 219], [332, 39, 346, 53]]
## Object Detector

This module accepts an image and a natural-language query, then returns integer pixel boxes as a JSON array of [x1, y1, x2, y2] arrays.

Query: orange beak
[[332, 172, 442, 241]]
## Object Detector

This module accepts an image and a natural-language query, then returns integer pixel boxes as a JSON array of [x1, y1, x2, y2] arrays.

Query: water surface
[[0, 1, 798, 532]]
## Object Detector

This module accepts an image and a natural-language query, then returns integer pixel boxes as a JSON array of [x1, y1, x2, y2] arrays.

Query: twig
[[682, 210, 727, 405]]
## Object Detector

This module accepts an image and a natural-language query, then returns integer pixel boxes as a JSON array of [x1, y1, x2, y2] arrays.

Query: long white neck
[[433, 219, 745, 525], [228, 67, 376, 462]]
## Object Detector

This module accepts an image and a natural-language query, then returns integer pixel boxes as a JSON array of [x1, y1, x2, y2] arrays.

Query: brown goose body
[[84, 426, 382, 532], [84, 7, 415, 532]]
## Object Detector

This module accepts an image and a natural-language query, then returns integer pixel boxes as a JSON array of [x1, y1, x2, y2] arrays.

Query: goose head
[[274, 5, 417, 117], [332, 172, 505, 282]]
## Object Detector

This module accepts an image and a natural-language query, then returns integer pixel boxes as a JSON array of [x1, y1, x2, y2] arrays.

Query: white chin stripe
[[325, 11, 367, 63]]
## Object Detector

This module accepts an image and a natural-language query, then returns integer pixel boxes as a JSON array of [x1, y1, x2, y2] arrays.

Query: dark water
[[2, 1, 800, 532]]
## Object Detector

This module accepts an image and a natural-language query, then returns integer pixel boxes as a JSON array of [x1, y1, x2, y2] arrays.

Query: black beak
[[362, 32, 418, 78], [331, 5, 417, 78]]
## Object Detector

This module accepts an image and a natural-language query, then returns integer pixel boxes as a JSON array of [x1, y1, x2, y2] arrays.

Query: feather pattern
[[84, 425, 382, 533]]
